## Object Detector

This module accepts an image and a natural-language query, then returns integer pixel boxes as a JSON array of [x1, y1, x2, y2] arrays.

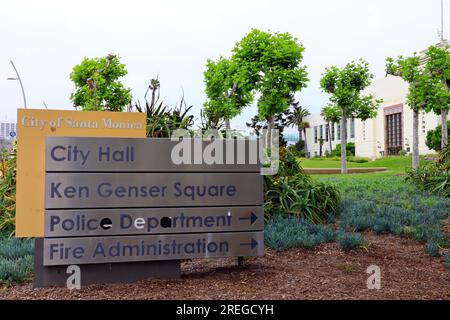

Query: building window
[[337, 123, 341, 140], [346, 121, 349, 140], [331, 123, 335, 141], [0, 122, 16, 139], [350, 118, 355, 138], [362, 121, 366, 141], [314, 126, 318, 143], [319, 125, 323, 139], [386, 112, 402, 155], [325, 124, 329, 142]]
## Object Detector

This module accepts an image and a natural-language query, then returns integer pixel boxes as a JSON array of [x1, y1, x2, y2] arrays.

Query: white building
[[303, 41, 448, 159], [0, 121, 17, 150]]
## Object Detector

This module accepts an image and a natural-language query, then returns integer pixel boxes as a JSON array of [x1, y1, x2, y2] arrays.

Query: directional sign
[[45, 172, 264, 209], [9, 131, 16, 138], [43, 232, 264, 266], [43, 137, 264, 267], [45, 136, 262, 172], [45, 206, 264, 237]]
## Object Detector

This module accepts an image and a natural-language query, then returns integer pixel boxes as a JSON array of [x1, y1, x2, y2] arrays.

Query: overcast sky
[[1, 0, 448, 128]]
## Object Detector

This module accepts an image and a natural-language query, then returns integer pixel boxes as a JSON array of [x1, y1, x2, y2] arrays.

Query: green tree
[[70, 54, 132, 111], [286, 102, 311, 157], [321, 105, 341, 154], [320, 59, 380, 173], [231, 29, 308, 148], [386, 53, 424, 169], [423, 45, 450, 149], [426, 120, 450, 152], [203, 57, 254, 129]]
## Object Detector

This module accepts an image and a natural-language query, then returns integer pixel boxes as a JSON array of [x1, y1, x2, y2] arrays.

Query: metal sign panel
[[43, 231, 264, 266], [45, 137, 262, 172], [45, 172, 264, 209], [43, 136, 264, 270], [45, 206, 264, 237]]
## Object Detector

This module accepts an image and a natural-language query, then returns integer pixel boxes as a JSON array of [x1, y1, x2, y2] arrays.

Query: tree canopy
[[70, 54, 132, 111], [203, 57, 254, 125], [320, 59, 380, 121], [204, 29, 308, 126], [386, 54, 425, 111], [232, 29, 308, 119]]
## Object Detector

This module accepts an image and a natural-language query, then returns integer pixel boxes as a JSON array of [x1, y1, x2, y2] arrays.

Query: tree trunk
[[328, 122, 333, 153], [412, 110, 419, 170], [340, 116, 348, 174], [298, 127, 303, 151], [303, 128, 309, 158], [225, 118, 231, 130], [441, 109, 448, 149]]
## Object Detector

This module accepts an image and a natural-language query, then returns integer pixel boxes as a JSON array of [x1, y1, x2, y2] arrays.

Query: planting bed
[[1, 231, 449, 300]]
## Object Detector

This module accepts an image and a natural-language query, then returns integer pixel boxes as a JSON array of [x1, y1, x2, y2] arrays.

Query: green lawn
[[300, 156, 427, 177]]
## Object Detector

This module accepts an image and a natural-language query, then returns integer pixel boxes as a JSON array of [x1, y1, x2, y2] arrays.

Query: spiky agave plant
[[129, 78, 194, 137]]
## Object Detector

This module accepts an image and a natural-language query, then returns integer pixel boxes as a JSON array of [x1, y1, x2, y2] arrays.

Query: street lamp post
[[6, 60, 27, 109]]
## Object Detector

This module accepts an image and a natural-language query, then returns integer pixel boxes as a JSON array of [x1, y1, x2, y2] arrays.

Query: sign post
[[35, 136, 264, 287]]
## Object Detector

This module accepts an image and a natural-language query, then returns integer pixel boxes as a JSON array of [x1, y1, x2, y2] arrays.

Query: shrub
[[425, 121, 450, 152], [0, 255, 33, 283], [286, 145, 304, 158], [445, 253, 450, 269], [265, 216, 335, 251], [425, 242, 440, 257], [278, 147, 303, 177], [331, 142, 355, 157], [330, 156, 341, 161], [265, 173, 340, 223], [0, 238, 34, 259], [336, 231, 365, 251], [324, 175, 450, 258], [0, 238, 34, 283], [0, 144, 16, 238], [399, 150, 408, 156], [348, 156, 369, 163], [406, 146, 450, 198], [294, 140, 305, 154]]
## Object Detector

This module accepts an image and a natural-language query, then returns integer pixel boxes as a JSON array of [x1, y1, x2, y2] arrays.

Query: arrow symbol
[[240, 238, 258, 250], [239, 212, 258, 225]]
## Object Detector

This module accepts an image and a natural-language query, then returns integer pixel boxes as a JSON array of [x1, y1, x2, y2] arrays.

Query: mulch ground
[[1, 231, 449, 300]]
